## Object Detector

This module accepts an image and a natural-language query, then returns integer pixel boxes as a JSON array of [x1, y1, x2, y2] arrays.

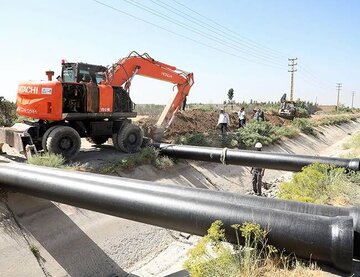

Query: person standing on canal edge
[[217, 108, 230, 134]]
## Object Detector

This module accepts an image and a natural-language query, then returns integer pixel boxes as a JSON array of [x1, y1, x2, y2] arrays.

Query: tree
[[0, 97, 17, 127], [227, 88, 235, 109]]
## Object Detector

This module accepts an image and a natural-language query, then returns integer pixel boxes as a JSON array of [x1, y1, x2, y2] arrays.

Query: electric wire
[[171, 0, 289, 58], [92, 0, 285, 69], [150, 0, 286, 62], [93, 0, 339, 95], [122, 0, 286, 68]]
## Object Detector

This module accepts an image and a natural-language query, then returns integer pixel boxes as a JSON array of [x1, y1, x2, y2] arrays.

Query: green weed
[[30, 244, 40, 258], [184, 220, 322, 277], [99, 147, 174, 173], [27, 152, 66, 168]]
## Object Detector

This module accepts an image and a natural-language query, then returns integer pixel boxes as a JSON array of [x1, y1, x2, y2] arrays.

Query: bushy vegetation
[[175, 132, 212, 147], [184, 220, 322, 277], [278, 163, 360, 205], [99, 147, 174, 173], [0, 97, 17, 127], [291, 118, 316, 135], [236, 121, 275, 148], [315, 115, 356, 126], [27, 152, 66, 168], [343, 132, 360, 150]]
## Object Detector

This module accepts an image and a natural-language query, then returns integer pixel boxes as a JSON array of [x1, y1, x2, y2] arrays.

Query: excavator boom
[[105, 52, 194, 131]]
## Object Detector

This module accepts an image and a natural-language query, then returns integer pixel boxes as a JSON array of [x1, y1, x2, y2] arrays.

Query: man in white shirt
[[238, 107, 246, 128], [217, 108, 230, 134]]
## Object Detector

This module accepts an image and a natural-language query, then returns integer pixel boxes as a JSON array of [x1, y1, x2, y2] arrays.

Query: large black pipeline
[[6, 162, 360, 259], [152, 143, 360, 172], [0, 163, 354, 272]]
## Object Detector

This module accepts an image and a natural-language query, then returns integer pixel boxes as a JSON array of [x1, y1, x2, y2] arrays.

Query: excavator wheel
[[42, 126, 59, 152], [46, 126, 81, 159], [86, 136, 108, 146], [116, 123, 143, 153]]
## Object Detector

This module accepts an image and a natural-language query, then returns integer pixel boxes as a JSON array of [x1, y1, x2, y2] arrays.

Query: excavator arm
[[105, 52, 194, 132]]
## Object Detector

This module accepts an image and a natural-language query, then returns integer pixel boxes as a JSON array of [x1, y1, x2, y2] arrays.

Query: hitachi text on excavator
[[0, 51, 194, 159]]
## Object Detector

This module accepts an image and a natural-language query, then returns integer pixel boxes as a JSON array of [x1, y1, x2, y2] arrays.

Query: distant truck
[[0, 51, 194, 159]]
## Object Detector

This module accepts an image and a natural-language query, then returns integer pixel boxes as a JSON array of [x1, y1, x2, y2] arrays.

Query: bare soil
[[139, 109, 289, 138]]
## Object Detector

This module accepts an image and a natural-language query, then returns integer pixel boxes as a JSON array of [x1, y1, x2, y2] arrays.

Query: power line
[[150, 0, 286, 62], [92, 0, 285, 69], [168, 0, 335, 94], [171, 0, 289, 59], [122, 0, 286, 68], [298, 65, 333, 88]]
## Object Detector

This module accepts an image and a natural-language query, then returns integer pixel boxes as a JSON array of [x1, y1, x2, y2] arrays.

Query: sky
[[1, 0, 360, 107]]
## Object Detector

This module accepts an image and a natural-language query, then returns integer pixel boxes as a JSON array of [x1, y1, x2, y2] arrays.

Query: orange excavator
[[0, 51, 194, 159]]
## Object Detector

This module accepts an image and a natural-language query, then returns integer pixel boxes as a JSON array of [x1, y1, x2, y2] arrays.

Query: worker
[[250, 142, 265, 196], [254, 108, 265, 122], [238, 107, 246, 128], [217, 108, 230, 134], [258, 108, 265, 121], [253, 108, 259, 121]]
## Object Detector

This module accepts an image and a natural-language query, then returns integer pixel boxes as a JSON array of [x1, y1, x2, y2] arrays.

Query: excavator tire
[[46, 126, 81, 159], [86, 136, 108, 146], [42, 126, 59, 152], [116, 123, 143, 153]]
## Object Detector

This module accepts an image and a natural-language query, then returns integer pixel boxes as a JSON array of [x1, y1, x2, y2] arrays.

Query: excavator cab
[[61, 62, 107, 84]]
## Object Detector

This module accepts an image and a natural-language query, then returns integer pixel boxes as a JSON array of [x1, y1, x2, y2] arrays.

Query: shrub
[[27, 152, 66, 168], [278, 163, 351, 205], [184, 220, 321, 277], [343, 132, 360, 149], [0, 97, 17, 127], [291, 118, 316, 135], [175, 132, 211, 147], [273, 125, 299, 139], [237, 121, 275, 148]]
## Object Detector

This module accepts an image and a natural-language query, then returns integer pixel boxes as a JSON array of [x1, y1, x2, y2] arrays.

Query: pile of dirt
[[137, 109, 289, 139]]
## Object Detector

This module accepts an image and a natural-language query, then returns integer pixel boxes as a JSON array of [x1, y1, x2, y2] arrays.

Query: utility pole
[[288, 58, 298, 101], [336, 83, 342, 110], [352, 91, 355, 109]]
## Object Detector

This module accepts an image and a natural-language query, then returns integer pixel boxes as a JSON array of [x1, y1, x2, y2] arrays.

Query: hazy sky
[[1, 0, 359, 107]]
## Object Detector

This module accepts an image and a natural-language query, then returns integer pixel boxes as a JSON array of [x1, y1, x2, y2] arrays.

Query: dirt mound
[[137, 109, 289, 139]]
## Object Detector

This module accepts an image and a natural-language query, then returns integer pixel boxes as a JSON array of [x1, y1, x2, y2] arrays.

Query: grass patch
[[99, 147, 174, 174], [27, 152, 66, 168], [278, 163, 359, 205], [184, 220, 323, 277]]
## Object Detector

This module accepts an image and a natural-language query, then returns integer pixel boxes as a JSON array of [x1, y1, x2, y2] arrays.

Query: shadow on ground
[[7, 193, 137, 277]]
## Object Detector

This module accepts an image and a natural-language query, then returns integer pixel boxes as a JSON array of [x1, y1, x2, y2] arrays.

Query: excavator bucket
[[152, 127, 165, 142]]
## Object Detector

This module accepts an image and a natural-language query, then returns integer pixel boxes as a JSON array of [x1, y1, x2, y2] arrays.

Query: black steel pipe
[[152, 143, 360, 172], [0, 163, 354, 272], [7, 162, 360, 258]]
